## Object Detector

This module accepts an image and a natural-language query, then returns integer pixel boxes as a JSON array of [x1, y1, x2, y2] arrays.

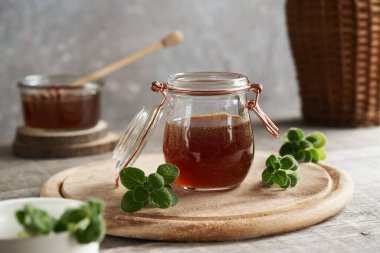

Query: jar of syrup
[[113, 72, 279, 191], [18, 74, 102, 130]]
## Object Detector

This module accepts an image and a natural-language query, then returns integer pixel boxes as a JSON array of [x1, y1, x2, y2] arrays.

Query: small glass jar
[[18, 74, 102, 130], [113, 72, 278, 191]]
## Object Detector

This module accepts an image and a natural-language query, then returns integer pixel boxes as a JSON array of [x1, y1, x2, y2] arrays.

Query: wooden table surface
[[1, 119, 379, 253]]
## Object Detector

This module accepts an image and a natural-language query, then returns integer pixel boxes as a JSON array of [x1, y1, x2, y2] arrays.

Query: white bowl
[[0, 197, 99, 253]]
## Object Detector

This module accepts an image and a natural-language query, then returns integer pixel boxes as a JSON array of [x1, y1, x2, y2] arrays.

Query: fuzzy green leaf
[[150, 188, 172, 209], [288, 172, 300, 187], [280, 176, 291, 189], [165, 186, 178, 206], [265, 154, 277, 168], [294, 150, 305, 162], [306, 132, 327, 149], [309, 148, 320, 162], [316, 148, 327, 161], [16, 205, 56, 237], [119, 167, 146, 190], [274, 171, 288, 187], [121, 191, 145, 213], [299, 140, 313, 150], [303, 150, 313, 162], [143, 181, 154, 192], [287, 128, 304, 142], [280, 155, 298, 170], [262, 169, 274, 185], [157, 164, 180, 185], [133, 185, 150, 202], [279, 142, 293, 156], [148, 173, 165, 189], [266, 166, 275, 173], [74, 216, 105, 244]]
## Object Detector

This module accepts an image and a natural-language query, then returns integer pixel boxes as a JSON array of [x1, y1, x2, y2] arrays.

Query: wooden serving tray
[[40, 151, 353, 241]]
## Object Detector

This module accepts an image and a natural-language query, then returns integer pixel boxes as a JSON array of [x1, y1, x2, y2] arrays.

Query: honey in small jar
[[18, 75, 102, 130]]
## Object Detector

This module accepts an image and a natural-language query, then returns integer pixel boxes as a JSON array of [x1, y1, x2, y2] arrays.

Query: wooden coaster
[[13, 121, 119, 158], [40, 151, 353, 241]]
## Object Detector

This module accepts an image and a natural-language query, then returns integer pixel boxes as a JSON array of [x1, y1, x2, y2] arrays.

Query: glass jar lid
[[112, 105, 163, 172]]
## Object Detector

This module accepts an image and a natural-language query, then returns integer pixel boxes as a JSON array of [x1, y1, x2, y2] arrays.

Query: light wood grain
[[40, 152, 353, 241]]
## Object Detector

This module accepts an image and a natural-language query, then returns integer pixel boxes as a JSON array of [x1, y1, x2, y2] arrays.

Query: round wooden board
[[40, 151, 353, 241], [14, 120, 109, 146], [12, 120, 120, 158]]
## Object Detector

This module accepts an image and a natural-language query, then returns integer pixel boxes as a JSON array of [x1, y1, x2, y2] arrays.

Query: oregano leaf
[[148, 173, 165, 189], [274, 170, 288, 187], [150, 188, 172, 209], [119, 167, 146, 190], [157, 164, 180, 185], [133, 185, 150, 202], [121, 191, 145, 213]]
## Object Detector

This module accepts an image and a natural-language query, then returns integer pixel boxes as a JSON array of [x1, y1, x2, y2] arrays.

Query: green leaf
[[306, 132, 327, 149], [266, 166, 275, 173], [316, 148, 327, 161], [54, 208, 87, 232], [148, 173, 165, 189], [150, 188, 172, 209], [304, 149, 313, 162], [265, 154, 277, 168], [309, 148, 320, 162], [262, 169, 274, 185], [85, 199, 104, 216], [133, 185, 150, 202], [273, 170, 288, 187], [294, 150, 305, 162], [157, 164, 180, 185], [280, 176, 291, 189], [74, 216, 105, 244], [121, 191, 145, 213], [119, 167, 146, 189], [288, 172, 300, 187], [165, 186, 178, 206], [56, 199, 105, 243], [16, 205, 56, 237], [299, 140, 313, 150], [279, 142, 293, 156], [16, 200, 105, 243], [143, 181, 154, 192], [280, 155, 298, 170], [273, 161, 281, 170], [287, 128, 304, 142], [290, 141, 300, 151]]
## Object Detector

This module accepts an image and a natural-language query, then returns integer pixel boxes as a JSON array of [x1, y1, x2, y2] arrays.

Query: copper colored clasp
[[246, 84, 279, 138], [151, 81, 168, 106]]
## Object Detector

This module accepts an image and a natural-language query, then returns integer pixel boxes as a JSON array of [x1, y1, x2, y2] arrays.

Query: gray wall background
[[0, 0, 299, 145]]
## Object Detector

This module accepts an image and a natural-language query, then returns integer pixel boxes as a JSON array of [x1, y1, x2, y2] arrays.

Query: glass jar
[[113, 72, 278, 191], [18, 74, 102, 130]]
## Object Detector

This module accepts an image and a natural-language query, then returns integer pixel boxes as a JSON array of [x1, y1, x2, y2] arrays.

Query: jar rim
[[167, 72, 250, 93], [18, 74, 103, 90]]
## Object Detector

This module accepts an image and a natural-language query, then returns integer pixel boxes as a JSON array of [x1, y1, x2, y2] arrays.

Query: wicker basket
[[286, 0, 380, 127]]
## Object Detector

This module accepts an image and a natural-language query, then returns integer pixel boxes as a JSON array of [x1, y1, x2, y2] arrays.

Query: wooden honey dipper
[[70, 30, 184, 86]]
